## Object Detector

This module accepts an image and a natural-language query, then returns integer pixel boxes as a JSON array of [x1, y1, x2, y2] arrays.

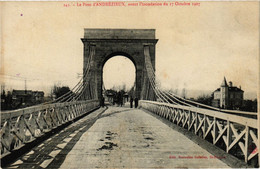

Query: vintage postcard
[[0, 1, 259, 168]]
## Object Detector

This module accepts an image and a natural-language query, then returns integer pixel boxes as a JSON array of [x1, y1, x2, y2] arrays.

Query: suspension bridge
[[1, 29, 258, 168]]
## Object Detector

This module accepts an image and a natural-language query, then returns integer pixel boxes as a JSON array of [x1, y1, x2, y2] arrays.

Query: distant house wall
[[214, 91, 221, 99], [11, 90, 44, 108], [228, 91, 244, 108], [212, 99, 220, 108]]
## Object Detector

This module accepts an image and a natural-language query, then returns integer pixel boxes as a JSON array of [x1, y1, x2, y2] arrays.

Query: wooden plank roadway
[[5, 106, 234, 168]]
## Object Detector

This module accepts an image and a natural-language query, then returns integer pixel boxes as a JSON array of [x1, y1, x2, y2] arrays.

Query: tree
[[52, 85, 71, 99], [196, 94, 213, 106], [242, 99, 257, 112]]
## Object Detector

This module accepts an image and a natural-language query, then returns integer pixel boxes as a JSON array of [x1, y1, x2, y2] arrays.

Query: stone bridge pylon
[[81, 29, 158, 100]]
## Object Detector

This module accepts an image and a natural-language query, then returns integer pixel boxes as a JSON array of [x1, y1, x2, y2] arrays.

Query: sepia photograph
[[0, 1, 259, 168]]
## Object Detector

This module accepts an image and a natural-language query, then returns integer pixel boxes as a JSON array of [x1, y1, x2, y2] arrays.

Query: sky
[[0, 1, 259, 99], [103, 56, 135, 91]]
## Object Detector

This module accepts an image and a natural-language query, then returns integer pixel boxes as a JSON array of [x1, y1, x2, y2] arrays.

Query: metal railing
[[1, 100, 99, 158], [139, 100, 258, 165]]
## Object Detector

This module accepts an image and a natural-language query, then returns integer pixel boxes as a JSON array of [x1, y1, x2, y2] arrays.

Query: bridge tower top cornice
[[81, 39, 158, 44], [83, 28, 157, 39]]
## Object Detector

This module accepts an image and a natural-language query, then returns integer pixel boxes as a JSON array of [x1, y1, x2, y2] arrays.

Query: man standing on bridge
[[134, 97, 139, 108], [130, 97, 133, 108], [100, 96, 105, 107]]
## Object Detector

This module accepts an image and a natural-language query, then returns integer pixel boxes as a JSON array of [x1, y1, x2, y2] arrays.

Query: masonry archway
[[81, 29, 158, 100]]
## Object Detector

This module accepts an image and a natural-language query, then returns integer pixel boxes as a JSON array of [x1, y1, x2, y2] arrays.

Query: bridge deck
[[6, 106, 231, 168]]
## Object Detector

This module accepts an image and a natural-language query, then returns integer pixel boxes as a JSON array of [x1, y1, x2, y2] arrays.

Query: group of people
[[113, 91, 124, 107], [100, 94, 139, 108], [130, 97, 139, 108]]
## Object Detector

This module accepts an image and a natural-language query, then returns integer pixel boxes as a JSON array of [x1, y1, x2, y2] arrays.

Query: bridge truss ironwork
[[140, 45, 258, 166]]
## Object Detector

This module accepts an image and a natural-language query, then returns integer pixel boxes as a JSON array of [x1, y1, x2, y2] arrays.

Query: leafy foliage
[[53, 86, 71, 99]]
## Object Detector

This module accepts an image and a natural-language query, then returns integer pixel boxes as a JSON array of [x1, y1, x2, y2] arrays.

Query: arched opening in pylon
[[102, 55, 136, 105], [103, 55, 136, 91]]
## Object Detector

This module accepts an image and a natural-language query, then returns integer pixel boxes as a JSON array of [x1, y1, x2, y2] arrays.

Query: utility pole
[[1, 83, 5, 93], [25, 78, 27, 94]]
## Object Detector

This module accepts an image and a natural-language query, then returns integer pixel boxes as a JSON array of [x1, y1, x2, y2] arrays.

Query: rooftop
[[214, 87, 244, 93]]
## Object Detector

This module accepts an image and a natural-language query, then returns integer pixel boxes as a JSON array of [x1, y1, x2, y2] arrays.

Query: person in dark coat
[[101, 96, 105, 107], [134, 97, 139, 108], [119, 92, 123, 107], [130, 97, 133, 108]]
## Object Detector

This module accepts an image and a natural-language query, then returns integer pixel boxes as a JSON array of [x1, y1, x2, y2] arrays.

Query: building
[[12, 90, 33, 107], [212, 77, 244, 109], [12, 90, 44, 108]]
